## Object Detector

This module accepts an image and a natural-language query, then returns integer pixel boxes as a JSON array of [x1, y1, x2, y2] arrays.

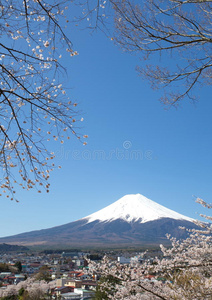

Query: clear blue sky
[[0, 9, 212, 237]]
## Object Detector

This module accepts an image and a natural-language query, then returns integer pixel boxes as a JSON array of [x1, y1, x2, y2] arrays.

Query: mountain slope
[[0, 194, 197, 248]]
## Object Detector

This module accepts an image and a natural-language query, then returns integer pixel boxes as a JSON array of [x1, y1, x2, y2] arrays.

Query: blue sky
[[0, 10, 212, 237]]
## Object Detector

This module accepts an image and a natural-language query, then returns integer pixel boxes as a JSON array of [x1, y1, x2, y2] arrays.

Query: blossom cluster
[[89, 200, 212, 299], [0, 277, 56, 298], [0, 0, 87, 201]]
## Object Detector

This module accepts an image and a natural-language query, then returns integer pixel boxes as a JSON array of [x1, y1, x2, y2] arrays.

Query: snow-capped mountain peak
[[84, 194, 193, 224]]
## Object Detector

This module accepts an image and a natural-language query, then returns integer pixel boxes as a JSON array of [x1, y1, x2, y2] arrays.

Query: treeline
[[0, 244, 29, 253]]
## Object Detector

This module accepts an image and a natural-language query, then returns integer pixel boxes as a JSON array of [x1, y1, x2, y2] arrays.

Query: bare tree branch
[[111, 0, 212, 105], [78, 0, 212, 105], [0, 0, 86, 201]]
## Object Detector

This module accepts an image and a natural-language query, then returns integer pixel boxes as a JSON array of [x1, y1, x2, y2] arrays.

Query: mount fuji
[[0, 194, 198, 248], [83, 194, 193, 224]]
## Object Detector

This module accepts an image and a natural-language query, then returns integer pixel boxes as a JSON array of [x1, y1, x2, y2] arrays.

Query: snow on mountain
[[0, 193, 197, 247], [84, 194, 193, 224]]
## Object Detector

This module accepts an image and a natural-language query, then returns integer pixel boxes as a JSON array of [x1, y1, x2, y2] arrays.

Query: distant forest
[[0, 244, 29, 252]]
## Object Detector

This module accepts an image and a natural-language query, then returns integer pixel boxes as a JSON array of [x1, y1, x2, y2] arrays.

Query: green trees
[[93, 275, 121, 300], [0, 263, 10, 272], [14, 262, 22, 273], [34, 265, 51, 283]]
